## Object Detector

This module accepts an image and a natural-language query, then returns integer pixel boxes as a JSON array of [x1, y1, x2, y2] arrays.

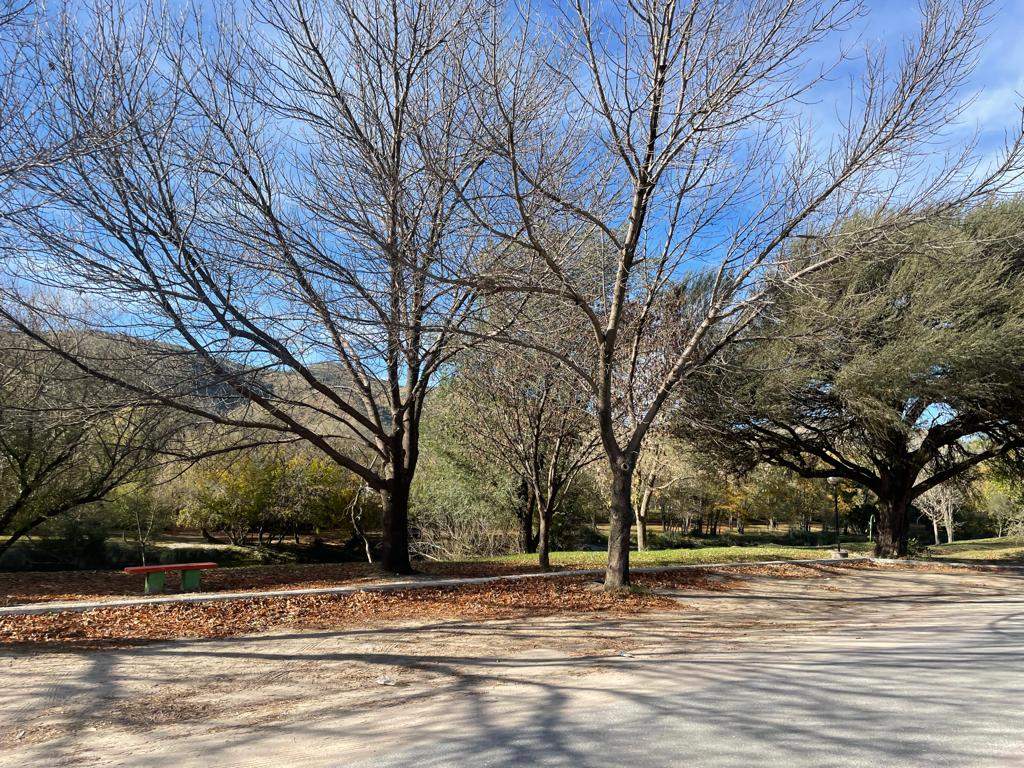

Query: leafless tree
[[0, 0, 42, 203], [2, 0, 489, 573], [1, 0, 54, 257], [632, 434, 686, 550], [918, 479, 967, 545], [448, 0, 1024, 587], [456, 311, 600, 569], [1, 1, 112, 217], [0, 325, 179, 555]]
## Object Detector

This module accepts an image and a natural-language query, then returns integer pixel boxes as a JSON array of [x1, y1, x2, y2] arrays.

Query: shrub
[[175, 449, 369, 547]]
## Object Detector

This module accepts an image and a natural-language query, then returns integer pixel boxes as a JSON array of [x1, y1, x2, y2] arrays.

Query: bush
[[409, 418, 523, 559], [0, 507, 112, 570], [175, 449, 369, 546], [906, 537, 927, 558], [549, 474, 604, 551]]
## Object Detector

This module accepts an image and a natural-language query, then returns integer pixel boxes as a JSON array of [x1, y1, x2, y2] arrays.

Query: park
[[2, 0, 1024, 765]]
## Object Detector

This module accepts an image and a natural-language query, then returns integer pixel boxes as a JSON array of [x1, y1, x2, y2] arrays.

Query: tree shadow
[[5, 567, 1024, 767]]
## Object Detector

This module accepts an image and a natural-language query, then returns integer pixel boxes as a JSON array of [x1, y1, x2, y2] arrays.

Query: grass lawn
[[481, 540, 876, 569], [483, 537, 1024, 569], [923, 537, 1024, 564]]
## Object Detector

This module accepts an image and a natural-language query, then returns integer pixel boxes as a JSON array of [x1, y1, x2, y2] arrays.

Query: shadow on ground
[[2, 566, 1023, 768]]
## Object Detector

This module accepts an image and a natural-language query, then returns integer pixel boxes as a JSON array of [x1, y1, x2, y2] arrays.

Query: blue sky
[[831, 1, 1024, 162], [185, 0, 1024, 167]]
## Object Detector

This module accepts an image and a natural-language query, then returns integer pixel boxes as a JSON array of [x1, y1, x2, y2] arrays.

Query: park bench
[[124, 562, 218, 595]]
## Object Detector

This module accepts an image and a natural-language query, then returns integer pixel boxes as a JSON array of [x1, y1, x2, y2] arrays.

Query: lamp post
[[827, 477, 847, 558]]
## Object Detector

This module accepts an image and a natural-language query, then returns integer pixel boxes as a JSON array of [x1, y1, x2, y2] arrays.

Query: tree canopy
[[679, 203, 1024, 556]]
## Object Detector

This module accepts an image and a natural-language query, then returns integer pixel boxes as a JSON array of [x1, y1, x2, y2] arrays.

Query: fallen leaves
[[0, 570, 728, 648], [0, 560, 901, 649], [0, 555, 887, 607], [0, 562, 384, 606], [0, 560, 568, 607]]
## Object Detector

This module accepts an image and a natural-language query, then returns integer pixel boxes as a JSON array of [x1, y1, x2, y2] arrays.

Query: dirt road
[[2, 565, 1022, 767]]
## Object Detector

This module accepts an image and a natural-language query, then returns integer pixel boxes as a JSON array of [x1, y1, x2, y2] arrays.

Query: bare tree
[[449, 0, 1024, 587], [632, 434, 686, 550], [456, 321, 600, 569], [0, 0, 42, 201], [0, 327, 178, 555], [918, 480, 965, 545], [2, 0, 489, 573], [1, 1, 112, 216]]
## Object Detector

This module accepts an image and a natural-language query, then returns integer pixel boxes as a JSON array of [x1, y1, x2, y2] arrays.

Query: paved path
[[2, 565, 1023, 767]]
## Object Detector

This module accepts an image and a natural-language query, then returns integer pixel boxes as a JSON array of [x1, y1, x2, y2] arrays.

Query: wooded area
[[2, 0, 1024, 588]]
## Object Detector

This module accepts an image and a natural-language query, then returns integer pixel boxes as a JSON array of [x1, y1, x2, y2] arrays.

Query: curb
[[0, 556, 873, 617]]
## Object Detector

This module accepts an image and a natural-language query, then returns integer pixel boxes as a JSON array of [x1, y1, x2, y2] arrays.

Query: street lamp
[[827, 477, 847, 558]]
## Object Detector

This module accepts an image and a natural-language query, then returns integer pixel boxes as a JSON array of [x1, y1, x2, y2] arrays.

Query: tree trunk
[[537, 502, 552, 572], [515, 479, 536, 554], [134, 509, 147, 566], [520, 511, 536, 555], [636, 487, 652, 552], [636, 513, 648, 552], [932, 518, 941, 546], [201, 526, 220, 544], [379, 478, 413, 575], [875, 495, 911, 557], [0, 516, 45, 557], [605, 466, 634, 590], [944, 513, 955, 544]]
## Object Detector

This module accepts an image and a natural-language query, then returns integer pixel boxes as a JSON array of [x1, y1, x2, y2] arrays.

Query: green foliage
[[410, 385, 522, 558], [733, 466, 835, 531], [0, 339, 173, 550], [680, 203, 1024, 555], [482, 541, 876, 569], [548, 472, 603, 550], [975, 474, 1024, 537], [925, 536, 1024, 563], [43, 508, 112, 567], [106, 480, 176, 558], [780, 209, 1024, 444], [905, 538, 926, 558], [410, 381, 605, 559], [0, 506, 113, 569], [176, 448, 369, 546]]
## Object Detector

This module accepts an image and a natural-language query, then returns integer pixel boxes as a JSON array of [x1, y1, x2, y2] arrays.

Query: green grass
[[923, 537, 1024, 564], [480, 540, 876, 569], [479, 536, 1024, 570]]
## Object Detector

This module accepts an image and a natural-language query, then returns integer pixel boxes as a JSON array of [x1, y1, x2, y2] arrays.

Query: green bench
[[124, 562, 218, 594]]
